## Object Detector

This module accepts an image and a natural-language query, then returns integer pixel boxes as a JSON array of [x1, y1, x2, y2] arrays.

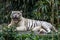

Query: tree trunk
[[50, 0, 54, 25]]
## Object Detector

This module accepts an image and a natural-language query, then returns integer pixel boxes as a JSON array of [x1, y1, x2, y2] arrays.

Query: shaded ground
[[0, 23, 60, 35], [0, 24, 60, 40]]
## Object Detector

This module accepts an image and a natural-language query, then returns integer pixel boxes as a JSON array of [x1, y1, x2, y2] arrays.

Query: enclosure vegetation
[[0, 0, 60, 40], [0, 26, 60, 40]]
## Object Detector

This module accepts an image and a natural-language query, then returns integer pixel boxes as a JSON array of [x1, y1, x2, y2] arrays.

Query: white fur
[[8, 11, 58, 34]]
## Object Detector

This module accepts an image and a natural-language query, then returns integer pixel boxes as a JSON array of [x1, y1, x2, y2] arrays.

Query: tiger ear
[[10, 11, 14, 18], [20, 10, 22, 13], [11, 11, 14, 13]]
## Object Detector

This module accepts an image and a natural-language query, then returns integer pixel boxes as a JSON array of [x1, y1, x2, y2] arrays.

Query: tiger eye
[[18, 13, 20, 14]]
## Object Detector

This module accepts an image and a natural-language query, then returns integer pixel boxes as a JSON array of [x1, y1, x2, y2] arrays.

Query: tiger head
[[11, 11, 22, 23]]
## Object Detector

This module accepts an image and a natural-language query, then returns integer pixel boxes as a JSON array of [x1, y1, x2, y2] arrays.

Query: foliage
[[0, 0, 60, 40], [0, 0, 60, 24], [0, 26, 59, 40]]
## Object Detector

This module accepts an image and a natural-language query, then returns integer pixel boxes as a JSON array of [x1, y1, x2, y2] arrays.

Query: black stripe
[[31, 20, 33, 28], [34, 22, 36, 27], [35, 21, 37, 26]]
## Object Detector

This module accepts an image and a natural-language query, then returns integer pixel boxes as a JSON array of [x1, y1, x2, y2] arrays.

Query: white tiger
[[8, 11, 58, 34]]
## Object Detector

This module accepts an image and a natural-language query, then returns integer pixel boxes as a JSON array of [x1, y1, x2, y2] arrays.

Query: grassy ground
[[0, 24, 60, 40]]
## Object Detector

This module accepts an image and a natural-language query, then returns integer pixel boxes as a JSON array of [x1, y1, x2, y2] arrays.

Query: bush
[[0, 26, 59, 40]]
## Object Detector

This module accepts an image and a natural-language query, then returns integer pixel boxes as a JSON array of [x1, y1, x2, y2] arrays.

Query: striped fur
[[8, 11, 58, 34]]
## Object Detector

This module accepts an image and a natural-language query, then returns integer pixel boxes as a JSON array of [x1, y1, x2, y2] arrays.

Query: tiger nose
[[14, 14, 17, 17]]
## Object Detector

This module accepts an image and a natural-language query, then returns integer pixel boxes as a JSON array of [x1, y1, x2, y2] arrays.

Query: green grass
[[0, 25, 60, 40]]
